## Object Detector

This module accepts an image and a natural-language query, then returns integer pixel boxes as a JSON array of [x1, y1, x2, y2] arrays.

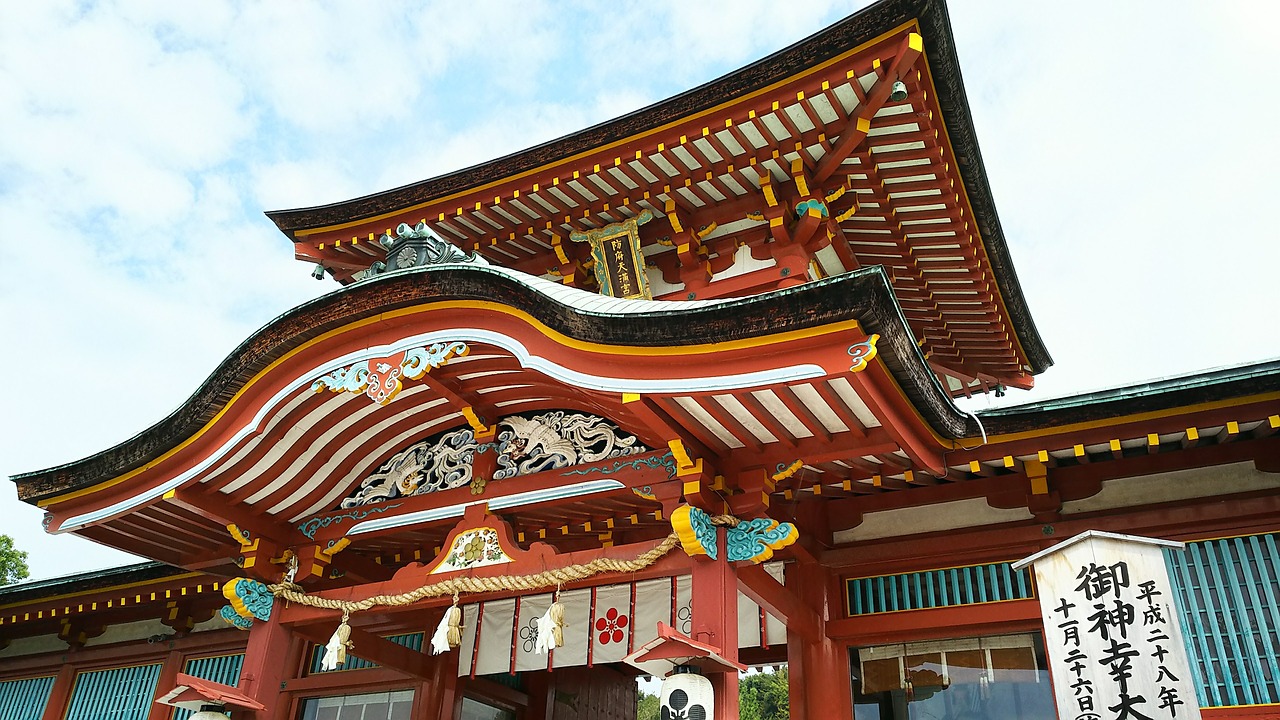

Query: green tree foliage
[[0, 534, 29, 585], [739, 668, 790, 720], [639, 668, 791, 720], [637, 691, 660, 720]]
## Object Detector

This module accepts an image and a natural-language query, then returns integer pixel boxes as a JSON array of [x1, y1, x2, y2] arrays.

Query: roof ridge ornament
[[365, 221, 488, 279]]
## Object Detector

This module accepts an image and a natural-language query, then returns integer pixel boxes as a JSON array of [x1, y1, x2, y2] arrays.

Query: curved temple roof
[[10, 257, 1279, 570], [10, 254, 997, 568], [265, 0, 1052, 391], [14, 260, 964, 506]]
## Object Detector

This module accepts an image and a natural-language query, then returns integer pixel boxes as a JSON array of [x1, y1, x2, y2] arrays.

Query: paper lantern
[[660, 665, 713, 720], [189, 705, 230, 720]]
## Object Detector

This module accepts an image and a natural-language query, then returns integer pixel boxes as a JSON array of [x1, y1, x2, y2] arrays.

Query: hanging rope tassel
[[431, 598, 463, 655], [534, 590, 565, 654], [321, 612, 354, 671]]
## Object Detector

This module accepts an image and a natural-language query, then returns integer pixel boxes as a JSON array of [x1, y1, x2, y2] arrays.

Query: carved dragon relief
[[340, 410, 646, 509]]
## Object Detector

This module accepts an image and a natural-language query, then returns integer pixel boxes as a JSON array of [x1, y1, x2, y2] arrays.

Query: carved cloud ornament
[[340, 410, 647, 508]]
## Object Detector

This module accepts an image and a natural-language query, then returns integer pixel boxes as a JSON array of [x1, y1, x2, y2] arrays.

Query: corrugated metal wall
[[846, 562, 1033, 615], [65, 663, 163, 720], [0, 675, 56, 720], [171, 653, 245, 720], [1166, 533, 1280, 708]]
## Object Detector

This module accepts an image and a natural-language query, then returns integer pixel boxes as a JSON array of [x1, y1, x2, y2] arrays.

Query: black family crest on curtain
[[340, 411, 647, 508]]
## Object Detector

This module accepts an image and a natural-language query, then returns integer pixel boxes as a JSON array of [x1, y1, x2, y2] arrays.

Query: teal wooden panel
[[65, 663, 163, 720], [1165, 533, 1280, 708], [845, 562, 1033, 616], [308, 631, 424, 673], [172, 654, 245, 720], [0, 675, 56, 720]]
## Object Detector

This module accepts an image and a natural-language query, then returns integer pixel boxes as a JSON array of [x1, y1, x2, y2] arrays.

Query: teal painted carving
[[234, 579, 274, 622], [312, 363, 369, 395], [726, 518, 799, 563], [794, 198, 829, 218], [312, 342, 469, 405], [683, 506, 719, 560], [298, 503, 402, 540], [562, 450, 676, 480], [219, 604, 253, 630]]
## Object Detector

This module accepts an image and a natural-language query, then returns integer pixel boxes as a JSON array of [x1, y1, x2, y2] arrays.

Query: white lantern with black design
[[189, 705, 230, 720], [660, 665, 713, 720]]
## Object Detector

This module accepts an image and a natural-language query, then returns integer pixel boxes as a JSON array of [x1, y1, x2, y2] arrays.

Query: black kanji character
[[1136, 580, 1161, 603], [1157, 686, 1184, 718], [1143, 605, 1165, 626], [1088, 599, 1135, 640], [1075, 561, 1130, 601], [1108, 693, 1154, 720], [1055, 596, 1078, 618]]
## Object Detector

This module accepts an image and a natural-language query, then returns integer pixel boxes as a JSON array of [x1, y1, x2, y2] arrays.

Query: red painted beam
[[295, 449, 678, 545], [292, 623, 432, 681], [277, 537, 692, 626], [692, 531, 740, 720], [736, 564, 819, 644], [827, 599, 1042, 645], [814, 33, 924, 184]]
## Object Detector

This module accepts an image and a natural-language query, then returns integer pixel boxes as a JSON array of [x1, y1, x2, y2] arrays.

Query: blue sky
[[2, 1, 1277, 580]]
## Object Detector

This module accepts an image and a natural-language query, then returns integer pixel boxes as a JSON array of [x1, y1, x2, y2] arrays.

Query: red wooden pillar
[[691, 528, 739, 720], [147, 649, 185, 720], [785, 562, 852, 720], [239, 613, 296, 720], [39, 662, 76, 720], [524, 669, 556, 720], [415, 647, 461, 720]]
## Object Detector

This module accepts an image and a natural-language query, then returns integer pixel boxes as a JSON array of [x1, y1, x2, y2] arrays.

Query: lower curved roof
[[15, 261, 964, 507], [10, 259, 977, 568]]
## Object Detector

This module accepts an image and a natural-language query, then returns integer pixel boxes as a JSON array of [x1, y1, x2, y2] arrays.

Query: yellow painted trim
[[0, 572, 203, 611], [963, 390, 1280, 447], [670, 505, 710, 559], [677, 459, 705, 478], [292, 21, 921, 239], [42, 302, 864, 507]]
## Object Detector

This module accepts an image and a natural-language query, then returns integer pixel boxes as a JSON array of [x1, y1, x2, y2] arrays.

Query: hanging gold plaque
[[569, 209, 653, 300]]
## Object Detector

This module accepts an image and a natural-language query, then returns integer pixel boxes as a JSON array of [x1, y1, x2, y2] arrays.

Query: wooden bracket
[[737, 564, 820, 644], [292, 623, 432, 680], [814, 32, 924, 183]]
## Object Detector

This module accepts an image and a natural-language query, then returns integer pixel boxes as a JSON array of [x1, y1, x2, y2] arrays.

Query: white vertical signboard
[[1013, 530, 1200, 720]]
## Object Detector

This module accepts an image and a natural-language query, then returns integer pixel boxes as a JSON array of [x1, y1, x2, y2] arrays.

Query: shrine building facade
[[4, 1, 1279, 720]]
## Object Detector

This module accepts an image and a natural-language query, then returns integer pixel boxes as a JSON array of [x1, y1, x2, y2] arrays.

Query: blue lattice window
[[846, 562, 1034, 615], [1165, 533, 1280, 707], [65, 664, 163, 720], [0, 675, 56, 720]]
